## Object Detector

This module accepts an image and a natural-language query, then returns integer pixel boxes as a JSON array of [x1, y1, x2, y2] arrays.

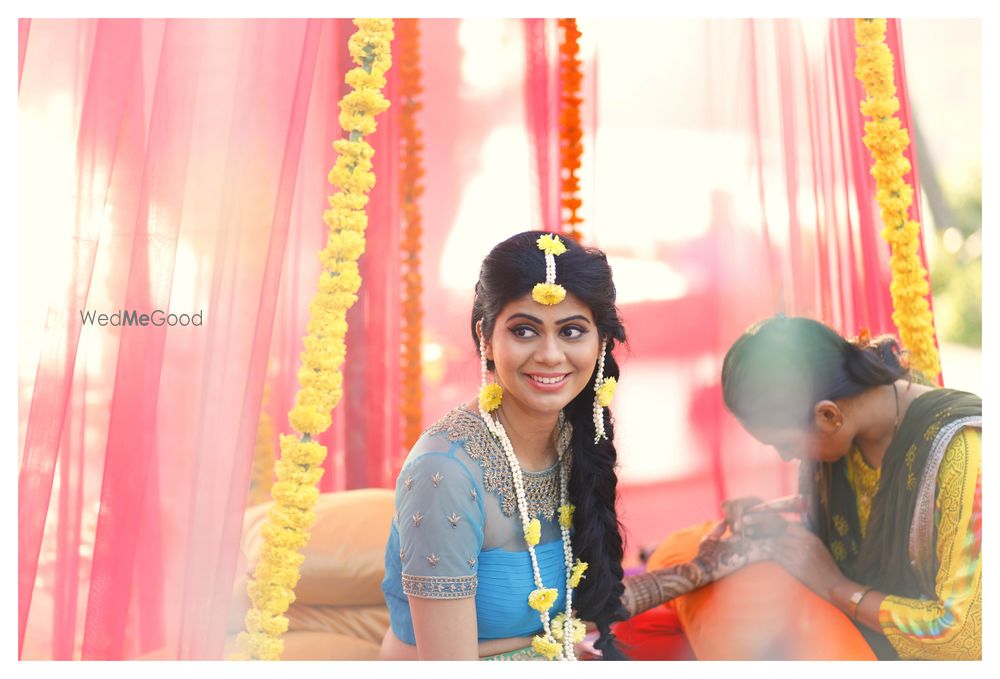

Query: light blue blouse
[[381, 405, 572, 644]]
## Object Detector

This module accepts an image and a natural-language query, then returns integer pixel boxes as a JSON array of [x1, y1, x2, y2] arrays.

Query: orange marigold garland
[[558, 18, 583, 242], [397, 19, 424, 450], [232, 19, 394, 661], [854, 18, 941, 380]]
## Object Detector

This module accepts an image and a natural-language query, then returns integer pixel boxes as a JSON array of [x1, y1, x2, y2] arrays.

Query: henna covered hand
[[692, 520, 776, 582], [621, 521, 776, 618]]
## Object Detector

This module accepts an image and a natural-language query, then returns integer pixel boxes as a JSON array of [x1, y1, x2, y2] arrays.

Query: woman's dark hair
[[721, 315, 909, 429], [471, 231, 630, 660]]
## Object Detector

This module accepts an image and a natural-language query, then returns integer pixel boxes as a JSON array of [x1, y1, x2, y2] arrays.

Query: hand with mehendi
[[621, 521, 776, 618], [722, 495, 791, 538], [692, 520, 776, 582]]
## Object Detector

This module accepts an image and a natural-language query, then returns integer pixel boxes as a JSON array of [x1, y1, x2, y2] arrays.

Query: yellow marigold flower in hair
[[596, 376, 617, 407], [531, 634, 562, 660], [558, 503, 575, 529], [569, 559, 588, 588], [479, 383, 502, 412], [536, 233, 567, 256], [528, 587, 558, 612], [524, 518, 541, 547], [532, 282, 567, 306], [551, 613, 587, 643]]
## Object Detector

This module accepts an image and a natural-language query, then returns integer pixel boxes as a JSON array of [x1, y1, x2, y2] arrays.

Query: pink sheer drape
[[17, 18, 396, 659], [19, 18, 936, 660], [522, 19, 935, 554]]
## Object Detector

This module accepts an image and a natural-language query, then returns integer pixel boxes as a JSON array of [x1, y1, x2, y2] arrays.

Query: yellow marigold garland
[[249, 383, 277, 506], [232, 18, 394, 661], [854, 19, 941, 380], [397, 19, 425, 450], [558, 18, 584, 242]]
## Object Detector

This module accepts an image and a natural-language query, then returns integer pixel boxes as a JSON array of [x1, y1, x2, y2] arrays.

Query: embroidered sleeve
[[878, 427, 982, 659], [395, 452, 485, 600]]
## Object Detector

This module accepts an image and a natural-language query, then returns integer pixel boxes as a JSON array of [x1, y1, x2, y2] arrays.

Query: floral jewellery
[[854, 19, 940, 381], [478, 403, 588, 660], [592, 340, 617, 443], [532, 233, 568, 305], [233, 18, 394, 661], [478, 333, 503, 412]]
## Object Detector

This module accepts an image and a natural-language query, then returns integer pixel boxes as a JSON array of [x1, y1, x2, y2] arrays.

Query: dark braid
[[565, 344, 630, 660], [471, 231, 630, 659]]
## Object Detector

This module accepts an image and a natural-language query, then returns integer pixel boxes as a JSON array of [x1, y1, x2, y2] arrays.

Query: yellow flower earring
[[593, 340, 617, 443], [478, 333, 502, 412]]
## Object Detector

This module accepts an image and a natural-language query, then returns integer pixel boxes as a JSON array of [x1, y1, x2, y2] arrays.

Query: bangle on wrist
[[848, 586, 873, 620]]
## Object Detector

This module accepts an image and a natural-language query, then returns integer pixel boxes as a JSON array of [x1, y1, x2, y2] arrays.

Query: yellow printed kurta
[[846, 428, 982, 660]]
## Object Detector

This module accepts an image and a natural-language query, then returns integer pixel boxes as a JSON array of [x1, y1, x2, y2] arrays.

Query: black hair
[[471, 231, 630, 660], [721, 314, 909, 429]]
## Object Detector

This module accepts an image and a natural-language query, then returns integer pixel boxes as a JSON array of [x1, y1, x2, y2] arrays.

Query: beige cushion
[[235, 489, 395, 608]]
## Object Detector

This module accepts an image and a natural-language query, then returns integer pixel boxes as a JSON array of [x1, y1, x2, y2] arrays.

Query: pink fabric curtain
[[17, 18, 400, 659], [19, 18, 934, 660], [521, 19, 935, 552]]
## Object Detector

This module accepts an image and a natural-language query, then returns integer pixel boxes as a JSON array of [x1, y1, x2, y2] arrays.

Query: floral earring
[[479, 331, 502, 413], [592, 340, 617, 443]]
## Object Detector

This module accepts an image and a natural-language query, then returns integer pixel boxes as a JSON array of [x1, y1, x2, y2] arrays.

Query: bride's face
[[482, 292, 601, 418]]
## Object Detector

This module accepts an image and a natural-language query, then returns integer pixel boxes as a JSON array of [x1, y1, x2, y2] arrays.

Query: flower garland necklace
[[478, 401, 588, 660]]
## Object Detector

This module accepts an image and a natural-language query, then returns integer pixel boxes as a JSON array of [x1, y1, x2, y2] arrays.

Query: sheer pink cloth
[[19, 18, 936, 659]]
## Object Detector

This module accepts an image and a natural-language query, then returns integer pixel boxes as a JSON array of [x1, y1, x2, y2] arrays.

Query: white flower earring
[[592, 340, 617, 443]]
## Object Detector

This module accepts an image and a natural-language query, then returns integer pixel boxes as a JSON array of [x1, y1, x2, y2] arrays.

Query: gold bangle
[[848, 586, 873, 620]]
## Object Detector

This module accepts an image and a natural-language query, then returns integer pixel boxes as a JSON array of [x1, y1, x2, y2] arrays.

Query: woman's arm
[[409, 596, 480, 660], [774, 429, 981, 660], [621, 521, 774, 617]]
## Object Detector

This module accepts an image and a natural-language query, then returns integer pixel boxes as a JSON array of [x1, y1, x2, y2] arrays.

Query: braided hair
[[471, 231, 630, 659]]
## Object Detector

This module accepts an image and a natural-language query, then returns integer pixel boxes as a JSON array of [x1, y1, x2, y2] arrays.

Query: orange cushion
[[646, 520, 876, 660]]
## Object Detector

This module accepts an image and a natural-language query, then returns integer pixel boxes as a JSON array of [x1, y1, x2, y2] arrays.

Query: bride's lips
[[524, 372, 571, 392]]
